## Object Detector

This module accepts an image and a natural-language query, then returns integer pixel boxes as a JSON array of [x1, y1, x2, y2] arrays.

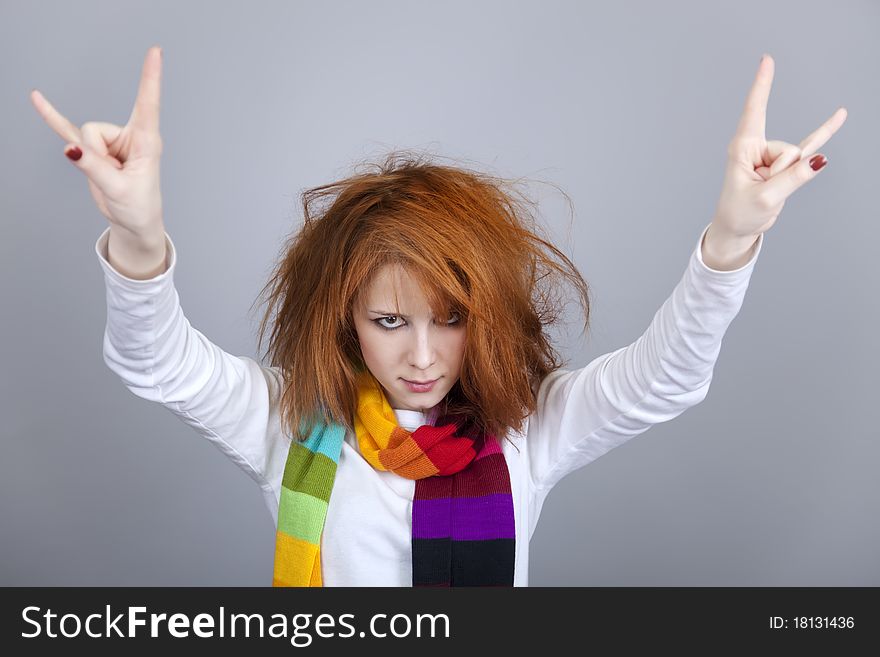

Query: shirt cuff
[[94, 225, 178, 290], [694, 221, 763, 277]]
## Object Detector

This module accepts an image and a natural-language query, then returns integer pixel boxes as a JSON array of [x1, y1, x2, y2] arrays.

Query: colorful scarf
[[272, 369, 515, 586]]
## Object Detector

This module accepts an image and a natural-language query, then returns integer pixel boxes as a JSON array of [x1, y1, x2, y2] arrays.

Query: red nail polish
[[65, 146, 82, 161], [809, 154, 827, 171]]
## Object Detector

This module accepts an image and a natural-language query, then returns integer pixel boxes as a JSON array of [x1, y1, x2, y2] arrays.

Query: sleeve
[[526, 221, 764, 493], [95, 226, 289, 520]]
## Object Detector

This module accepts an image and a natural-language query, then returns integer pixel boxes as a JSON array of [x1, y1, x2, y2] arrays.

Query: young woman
[[31, 46, 846, 587]]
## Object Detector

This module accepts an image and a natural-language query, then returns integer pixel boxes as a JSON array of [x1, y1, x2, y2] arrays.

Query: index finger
[[29, 89, 83, 144], [127, 45, 162, 133], [735, 53, 775, 140]]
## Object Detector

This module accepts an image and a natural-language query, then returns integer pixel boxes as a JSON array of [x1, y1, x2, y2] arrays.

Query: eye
[[373, 312, 462, 332], [373, 315, 405, 331]]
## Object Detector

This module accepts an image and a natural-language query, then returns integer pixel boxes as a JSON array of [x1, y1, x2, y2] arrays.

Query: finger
[[753, 140, 799, 181], [735, 54, 774, 141], [29, 89, 83, 144], [91, 122, 126, 165], [798, 107, 848, 159], [127, 45, 162, 134], [762, 152, 828, 206], [766, 140, 802, 177], [63, 140, 125, 198], [82, 122, 124, 170]]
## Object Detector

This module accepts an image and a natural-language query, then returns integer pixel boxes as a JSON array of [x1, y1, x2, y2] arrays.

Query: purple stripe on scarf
[[412, 493, 515, 540]]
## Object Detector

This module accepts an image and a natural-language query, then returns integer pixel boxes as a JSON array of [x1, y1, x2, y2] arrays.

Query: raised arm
[[526, 54, 846, 499], [526, 222, 763, 495], [95, 226, 289, 519], [33, 46, 288, 518]]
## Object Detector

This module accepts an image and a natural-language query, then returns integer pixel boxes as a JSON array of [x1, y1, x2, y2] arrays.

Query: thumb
[[63, 142, 124, 198], [761, 152, 829, 207]]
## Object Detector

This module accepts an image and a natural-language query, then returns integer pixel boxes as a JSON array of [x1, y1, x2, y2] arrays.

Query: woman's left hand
[[710, 54, 847, 247]]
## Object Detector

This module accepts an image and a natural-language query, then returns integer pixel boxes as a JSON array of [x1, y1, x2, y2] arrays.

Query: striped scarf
[[272, 369, 515, 586]]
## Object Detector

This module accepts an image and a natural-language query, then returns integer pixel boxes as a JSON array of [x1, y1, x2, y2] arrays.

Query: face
[[352, 263, 467, 412]]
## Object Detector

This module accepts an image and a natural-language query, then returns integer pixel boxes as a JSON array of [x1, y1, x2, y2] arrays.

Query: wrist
[[107, 223, 168, 280], [112, 221, 166, 251], [701, 222, 760, 271]]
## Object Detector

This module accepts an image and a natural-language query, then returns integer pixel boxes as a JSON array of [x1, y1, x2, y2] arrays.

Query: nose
[[407, 324, 438, 371]]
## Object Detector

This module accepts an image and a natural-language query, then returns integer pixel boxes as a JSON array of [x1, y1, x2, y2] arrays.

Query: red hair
[[251, 150, 591, 444]]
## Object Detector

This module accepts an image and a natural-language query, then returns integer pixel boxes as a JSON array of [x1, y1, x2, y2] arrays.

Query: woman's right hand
[[30, 45, 165, 237]]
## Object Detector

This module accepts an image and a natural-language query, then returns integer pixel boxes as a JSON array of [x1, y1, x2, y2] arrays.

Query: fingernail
[[809, 154, 828, 172], [65, 145, 82, 162]]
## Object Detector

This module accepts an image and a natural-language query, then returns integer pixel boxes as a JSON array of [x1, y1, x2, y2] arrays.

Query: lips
[[402, 377, 439, 393], [404, 379, 437, 385]]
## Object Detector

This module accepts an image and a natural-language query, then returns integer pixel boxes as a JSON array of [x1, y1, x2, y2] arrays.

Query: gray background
[[2, 0, 876, 586]]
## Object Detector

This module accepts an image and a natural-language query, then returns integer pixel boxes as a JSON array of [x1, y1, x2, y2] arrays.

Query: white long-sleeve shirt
[[95, 221, 763, 586]]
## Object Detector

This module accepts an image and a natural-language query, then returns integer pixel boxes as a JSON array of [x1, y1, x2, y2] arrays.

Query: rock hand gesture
[[703, 54, 847, 270], [30, 46, 165, 240]]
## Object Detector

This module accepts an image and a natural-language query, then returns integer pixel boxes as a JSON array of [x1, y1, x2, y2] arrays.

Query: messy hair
[[250, 149, 591, 444]]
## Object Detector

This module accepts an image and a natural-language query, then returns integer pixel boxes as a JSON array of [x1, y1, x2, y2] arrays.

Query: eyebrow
[[367, 309, 459, 320], [368, 309, 411, 317]]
